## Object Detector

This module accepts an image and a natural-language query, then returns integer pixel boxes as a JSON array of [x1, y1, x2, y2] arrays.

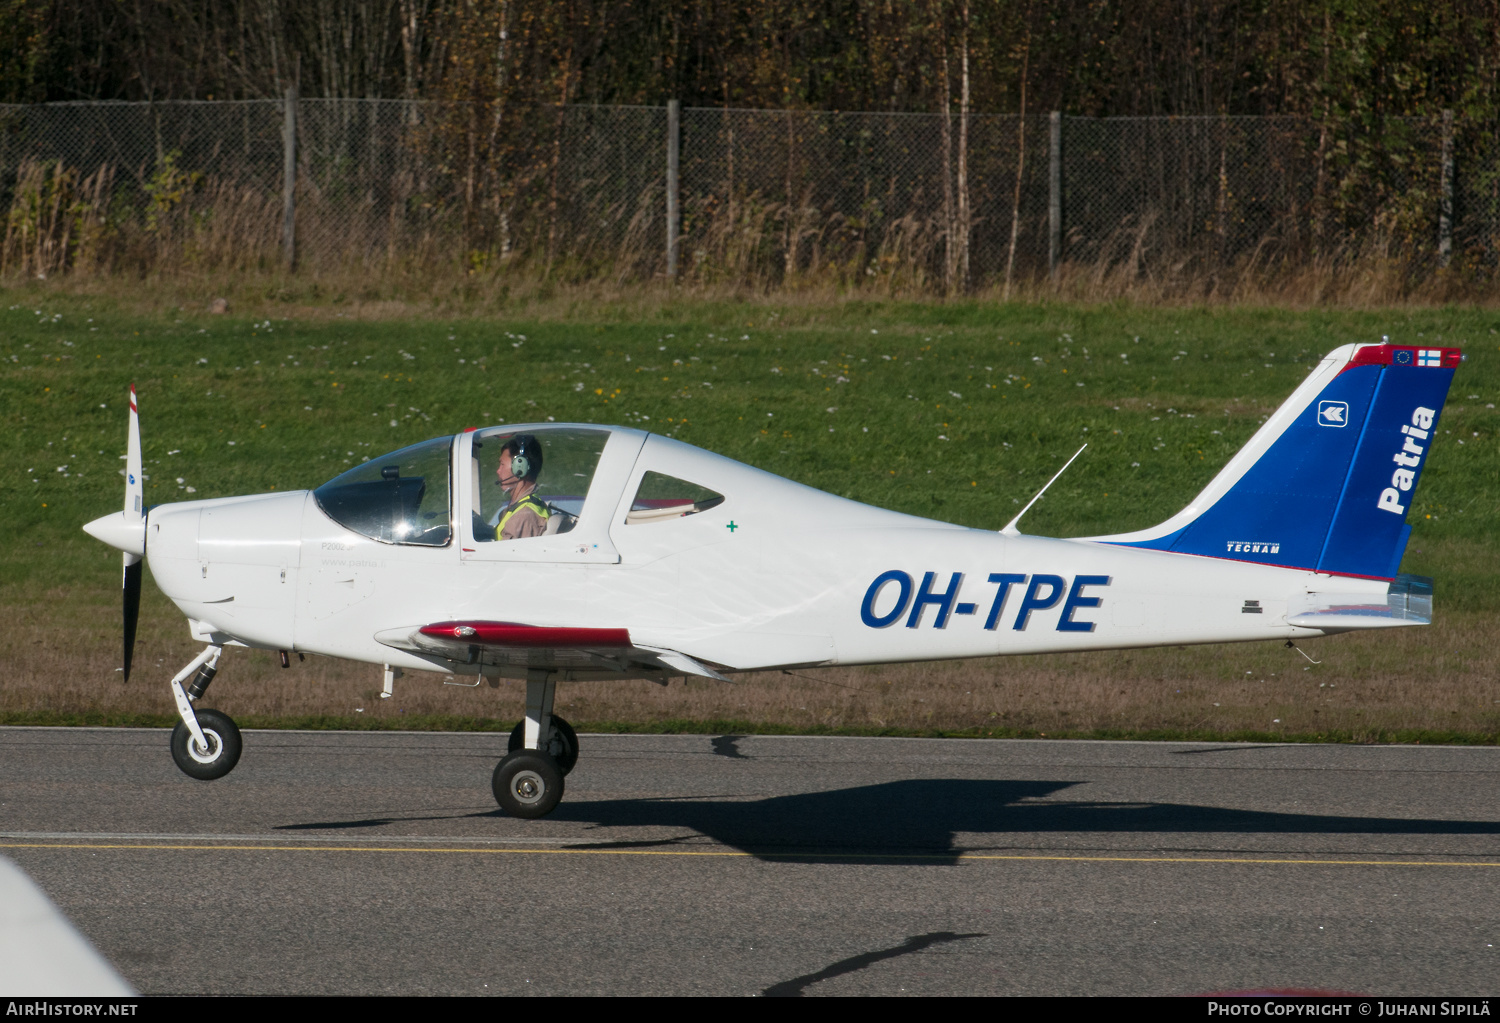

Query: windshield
[[313, 436, 453, 546], [469, 427, 609, 541]]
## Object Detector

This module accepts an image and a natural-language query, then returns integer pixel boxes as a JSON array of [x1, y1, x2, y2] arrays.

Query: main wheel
[[170, 709, 242, 780], [508, 714, 579, 775], [492, 750, 564, 819]]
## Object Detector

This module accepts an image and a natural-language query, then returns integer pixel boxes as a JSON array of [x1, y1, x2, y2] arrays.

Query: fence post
[[1438, 108, 1453, 269], [666, 99, 680, 277], [281, 86, 297, 270], [1048, 111, 1062, 278]]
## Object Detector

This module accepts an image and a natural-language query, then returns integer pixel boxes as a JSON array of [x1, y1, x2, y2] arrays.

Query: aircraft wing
[[372, 621, 730, 682]]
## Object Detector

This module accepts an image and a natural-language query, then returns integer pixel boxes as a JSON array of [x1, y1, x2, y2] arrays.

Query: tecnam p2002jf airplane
[[83, 340, 1460, 818]]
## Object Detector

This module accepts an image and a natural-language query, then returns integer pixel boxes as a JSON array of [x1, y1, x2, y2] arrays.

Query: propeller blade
[[122, 554, 142, 683], [122, 387, 144, 682], [125, 384, 143, 519]]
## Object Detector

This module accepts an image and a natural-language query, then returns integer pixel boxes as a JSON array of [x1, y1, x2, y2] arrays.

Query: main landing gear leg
[[524, 668, 556, 752], [492, 669, 566, 819], [167, 645, 242, 781], [506, 674, 579, 774]]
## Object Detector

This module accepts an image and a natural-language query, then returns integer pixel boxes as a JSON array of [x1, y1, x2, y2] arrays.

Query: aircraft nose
[[148, 491, 306, 651]]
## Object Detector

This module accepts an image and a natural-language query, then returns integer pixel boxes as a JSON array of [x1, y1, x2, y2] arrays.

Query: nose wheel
[[170, 708, 242, 780]]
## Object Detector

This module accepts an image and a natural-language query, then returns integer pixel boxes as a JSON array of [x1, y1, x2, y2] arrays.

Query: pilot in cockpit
[[481, 434, 550, 541]]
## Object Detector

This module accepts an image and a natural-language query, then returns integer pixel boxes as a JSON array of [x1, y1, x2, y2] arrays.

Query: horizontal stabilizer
[[1288, 574, 1432, 632], [1286, 611, 1424, 631]]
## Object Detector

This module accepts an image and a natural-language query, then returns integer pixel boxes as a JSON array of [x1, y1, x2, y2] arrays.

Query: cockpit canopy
[[314, 436, 454, 546], [311, 424, 749, 550]]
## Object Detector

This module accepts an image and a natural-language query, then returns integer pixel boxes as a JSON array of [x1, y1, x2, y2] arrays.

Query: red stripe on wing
[[419, 621, 632, 648]]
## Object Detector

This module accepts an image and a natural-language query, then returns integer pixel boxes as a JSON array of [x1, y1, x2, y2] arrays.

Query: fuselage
[[142, 425, 1391, 680]]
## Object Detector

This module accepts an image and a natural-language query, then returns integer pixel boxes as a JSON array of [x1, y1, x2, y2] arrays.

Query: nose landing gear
[[166, 644, 242, 781]]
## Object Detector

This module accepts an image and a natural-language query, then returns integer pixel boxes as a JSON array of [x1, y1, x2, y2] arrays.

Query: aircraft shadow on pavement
[[275, 779, 1500, 865], [544, 778, 1500, 864]]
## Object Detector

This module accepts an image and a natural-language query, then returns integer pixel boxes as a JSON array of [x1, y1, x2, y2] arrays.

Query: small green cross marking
[[726, 521, 738, 532]]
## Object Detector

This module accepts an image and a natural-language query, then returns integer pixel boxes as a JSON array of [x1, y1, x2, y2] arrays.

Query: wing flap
[[635, 646, 731, 682]]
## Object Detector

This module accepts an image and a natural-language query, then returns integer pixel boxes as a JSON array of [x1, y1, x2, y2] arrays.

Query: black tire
[[492, 750, 565, 819], [170, 708, 242, 780], [508, 714, 579, 775]]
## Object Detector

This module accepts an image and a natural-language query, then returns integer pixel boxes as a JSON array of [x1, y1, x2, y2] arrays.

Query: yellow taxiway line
[[1, 841, 1497, 867]]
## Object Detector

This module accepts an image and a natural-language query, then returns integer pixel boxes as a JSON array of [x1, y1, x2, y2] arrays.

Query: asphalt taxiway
[[2, 727, 1497, 995]]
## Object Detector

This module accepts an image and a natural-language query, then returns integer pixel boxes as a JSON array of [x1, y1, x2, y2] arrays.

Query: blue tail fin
[[1093, 343, 1461, 580]]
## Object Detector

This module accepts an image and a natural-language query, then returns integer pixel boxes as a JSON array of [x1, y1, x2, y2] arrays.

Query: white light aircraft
[[83, 340, 1461, 818]]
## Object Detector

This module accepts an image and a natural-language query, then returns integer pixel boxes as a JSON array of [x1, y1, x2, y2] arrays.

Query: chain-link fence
[[677, 107, 1050, 289], [0, 99, 1489, 289]]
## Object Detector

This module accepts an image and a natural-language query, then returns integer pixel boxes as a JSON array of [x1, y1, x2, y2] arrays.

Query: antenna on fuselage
[[1001, 444, 1087, 537]]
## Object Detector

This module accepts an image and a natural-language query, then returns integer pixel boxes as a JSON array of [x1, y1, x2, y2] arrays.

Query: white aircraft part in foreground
[[83, 340, 1462, 818]]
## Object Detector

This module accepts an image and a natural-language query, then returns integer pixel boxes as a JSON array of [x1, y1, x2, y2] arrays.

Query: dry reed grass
[[6, 151, 1498, 311], [8, 265, 1500, 343], [1, 157, 287, 279], [5, 587, 1494, 740], [1, 159, 114, 278]]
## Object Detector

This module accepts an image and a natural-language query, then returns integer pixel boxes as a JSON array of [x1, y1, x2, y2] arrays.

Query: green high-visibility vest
[[496, 493, 550, 537]]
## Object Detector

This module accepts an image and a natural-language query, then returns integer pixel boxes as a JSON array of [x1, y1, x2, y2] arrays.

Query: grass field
[[3, 281, 1498, 741]]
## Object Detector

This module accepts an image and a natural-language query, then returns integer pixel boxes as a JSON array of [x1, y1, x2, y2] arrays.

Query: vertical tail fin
[[1092, 343, 1461, 580]]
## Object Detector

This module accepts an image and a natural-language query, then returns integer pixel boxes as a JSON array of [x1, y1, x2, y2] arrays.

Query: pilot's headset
[[509, 434, 543, 482]]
